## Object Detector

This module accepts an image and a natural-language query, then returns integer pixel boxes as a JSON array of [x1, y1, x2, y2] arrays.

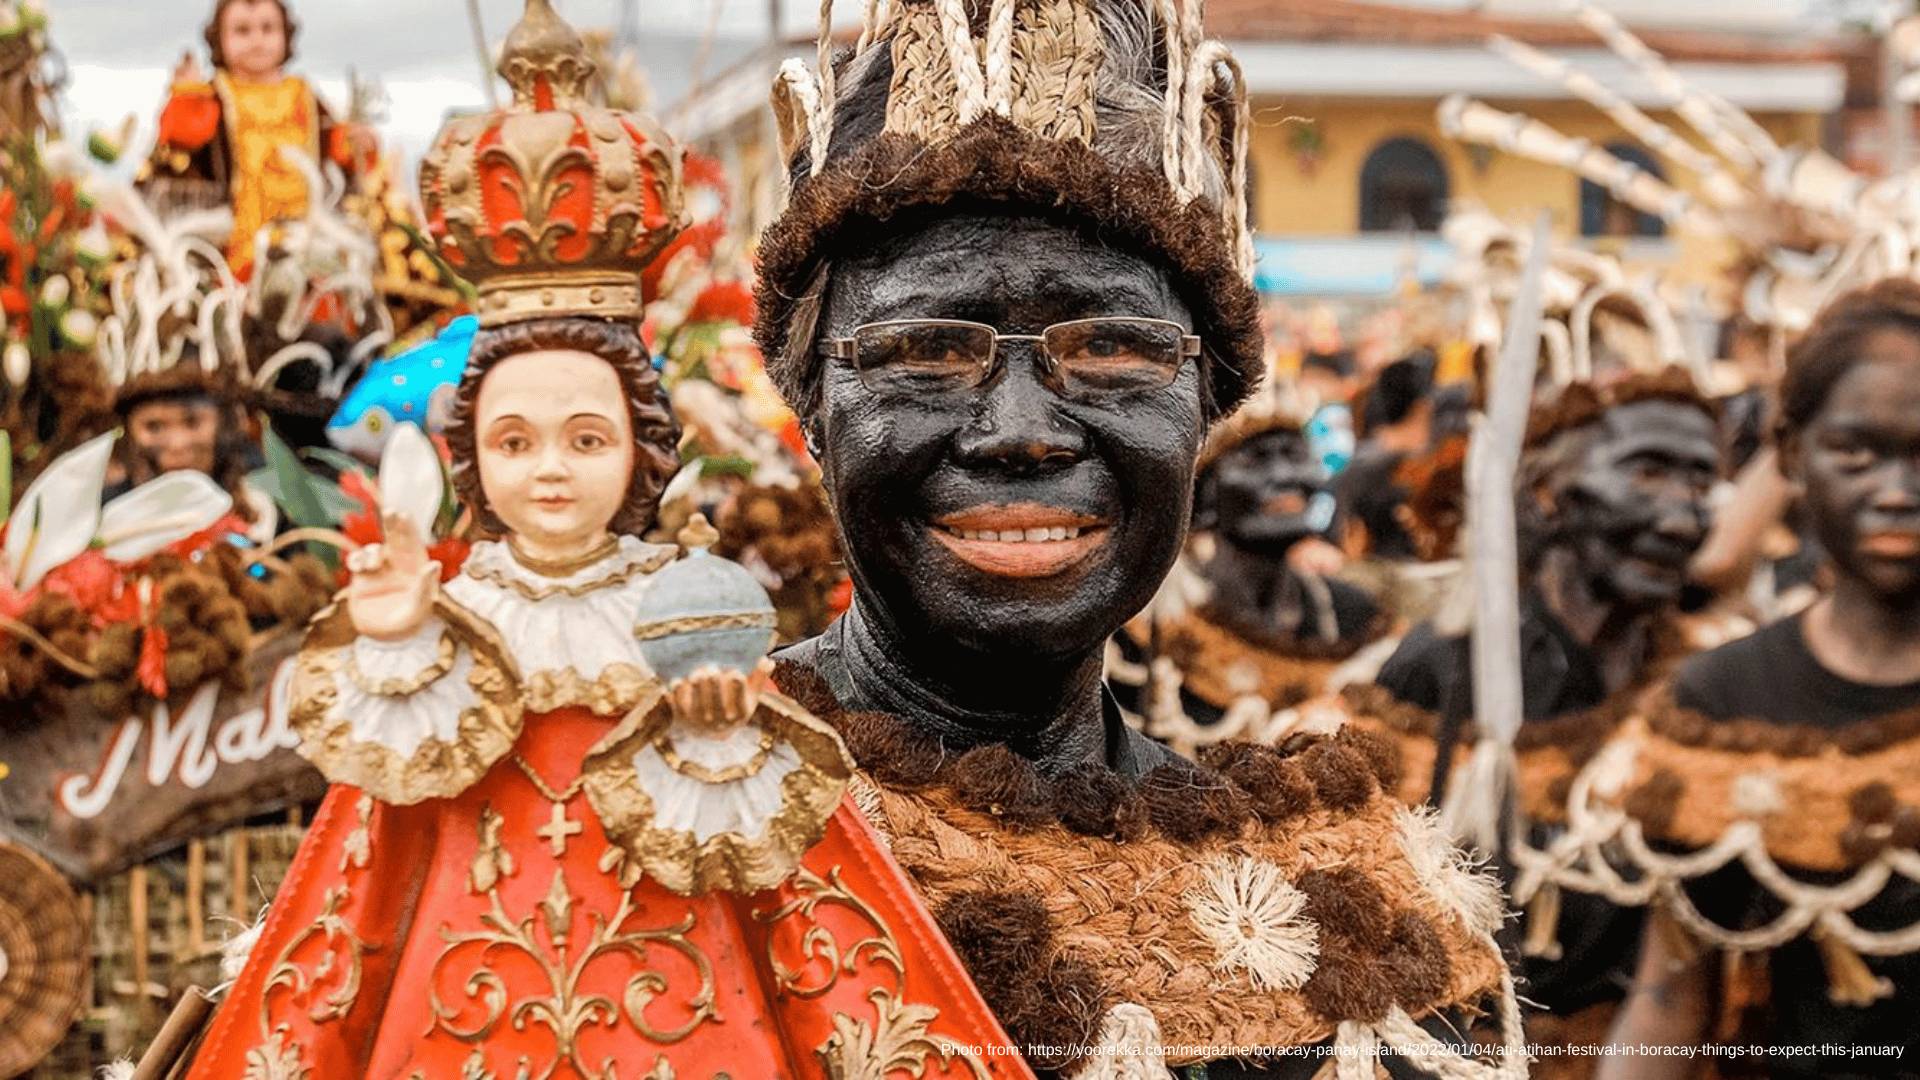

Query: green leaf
[[697, 455, 755, 479], [245, 463, 361, 524], [262, 426, 330, 528], [299, 446, 372, 476], [0, 430, 13, 516]]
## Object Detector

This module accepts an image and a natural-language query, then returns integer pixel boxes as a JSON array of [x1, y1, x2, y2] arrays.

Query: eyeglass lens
[[849, 318, 1185, 398]]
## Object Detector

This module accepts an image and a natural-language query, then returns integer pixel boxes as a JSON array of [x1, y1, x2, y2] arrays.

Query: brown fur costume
[[776, 660, 1509, 1072]]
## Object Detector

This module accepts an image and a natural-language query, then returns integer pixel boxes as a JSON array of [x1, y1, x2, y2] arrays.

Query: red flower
[[828, 576, 853, 617], [428, 537, 472, 580], [338, 469, 382, 548], [161, 513, 252, 560], [41, 550, 125, 622], [0, 575, 27, 622], [686, 280, 754, 328], [136, 624, 169, 700]]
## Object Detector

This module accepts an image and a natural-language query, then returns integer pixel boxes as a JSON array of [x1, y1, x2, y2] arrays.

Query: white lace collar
[[443, 534, 680, 714]]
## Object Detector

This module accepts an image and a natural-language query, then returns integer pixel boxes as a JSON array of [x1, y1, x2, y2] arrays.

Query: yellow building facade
[[1247, 98, 1825, 291]]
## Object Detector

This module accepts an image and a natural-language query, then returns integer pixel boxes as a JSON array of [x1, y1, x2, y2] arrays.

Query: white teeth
[[950, 525, 1086, 542]]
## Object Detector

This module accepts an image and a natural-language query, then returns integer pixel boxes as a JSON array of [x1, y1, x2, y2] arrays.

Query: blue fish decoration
[[327, 315, 476, 463]]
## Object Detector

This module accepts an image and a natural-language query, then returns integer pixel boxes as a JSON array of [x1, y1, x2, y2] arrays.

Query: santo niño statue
[[140, 0, 366, 274]]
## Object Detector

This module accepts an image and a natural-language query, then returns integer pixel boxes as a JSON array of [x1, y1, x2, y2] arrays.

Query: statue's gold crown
[[419, 0, 687, 328]]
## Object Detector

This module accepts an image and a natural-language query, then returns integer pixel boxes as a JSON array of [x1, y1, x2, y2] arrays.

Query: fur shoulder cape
[[773, 660, 1521, 1076]]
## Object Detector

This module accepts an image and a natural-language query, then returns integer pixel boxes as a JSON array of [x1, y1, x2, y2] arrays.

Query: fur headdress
[[753, 0, 1262, 420]]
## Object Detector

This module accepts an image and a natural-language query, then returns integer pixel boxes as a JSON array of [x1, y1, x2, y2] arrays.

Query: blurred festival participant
[[1600, 281, 1920, 1079], [139, 0, 365, 274], [1114, 388, 1385, 749], [1341, 350, 1438, 562]]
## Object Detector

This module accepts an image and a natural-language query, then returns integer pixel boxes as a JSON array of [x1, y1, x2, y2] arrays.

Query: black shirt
[[1337, 446, 1417, 560], [1671, 616, 1920, 1079], [1375, 590, 1609, 725], [1375, 594, 1643, 1016]]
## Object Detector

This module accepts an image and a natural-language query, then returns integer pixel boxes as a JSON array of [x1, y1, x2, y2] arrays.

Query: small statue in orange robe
[[177, 5, 1025, 1077], [139, 0, 364, 276]]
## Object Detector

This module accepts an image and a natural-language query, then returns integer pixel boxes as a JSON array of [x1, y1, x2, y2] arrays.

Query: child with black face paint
[[1601, 279, 1920, 1080], [1334, 369, 1725, 1070]]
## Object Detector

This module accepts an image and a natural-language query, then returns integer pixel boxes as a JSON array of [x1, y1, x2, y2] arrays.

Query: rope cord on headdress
[[985, 0, 1016, 116], [933, 0, 988, 122]]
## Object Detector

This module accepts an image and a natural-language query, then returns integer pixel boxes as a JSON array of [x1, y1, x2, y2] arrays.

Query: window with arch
[[1358, 137, 1449, 233], [1581, 143, 1666, 238]]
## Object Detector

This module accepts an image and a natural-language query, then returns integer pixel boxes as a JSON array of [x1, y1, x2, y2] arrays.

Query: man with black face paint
[[750, 0, 1522, 1075], [1599, 280, 1920, 1080], [1339, 369, 1722, 1064], [1113, 403, 1385, 744]]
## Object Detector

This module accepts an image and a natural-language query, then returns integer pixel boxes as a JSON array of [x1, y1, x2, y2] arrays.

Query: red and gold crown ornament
[[419, 0, 686, 328]]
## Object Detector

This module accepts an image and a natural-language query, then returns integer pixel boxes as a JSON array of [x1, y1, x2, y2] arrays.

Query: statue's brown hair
[[203, 0, 299, 71]]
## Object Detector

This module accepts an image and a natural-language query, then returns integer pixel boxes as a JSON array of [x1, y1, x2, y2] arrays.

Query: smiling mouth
[[1262, 490, 1311, 516], [929, 504, 1111, 578], [1860, 531, 1920, 559]]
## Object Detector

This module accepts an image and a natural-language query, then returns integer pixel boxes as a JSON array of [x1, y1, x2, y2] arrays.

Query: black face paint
[[1797, 341, 1920, 604], [1556, 399, 1719, 609], [809, 210, 1204, 720], [1205, 428, 1326, 556]]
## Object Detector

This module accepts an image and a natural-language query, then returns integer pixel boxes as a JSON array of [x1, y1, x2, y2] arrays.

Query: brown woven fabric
[[1156, 606, 1385, 712], [774, 660, 1509, 1070], [1609, 689, 1920, 872], [752, 115, 1263, 422], [1333, 683, 1637, 821]]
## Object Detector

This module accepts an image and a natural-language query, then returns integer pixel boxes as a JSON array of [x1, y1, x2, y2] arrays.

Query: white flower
[[4, 431, 114, 590], [1184, 856, 1319, 991], [74, 220, 113, 263], [3, 341, 29, 389], [1070, 1003, 1171, 1079], [59, 308, 98, 349], [376, 421, 444, 540], [1395, 804, 1505, 937], [96, 471, 233, 562], [38, 274, 68, 308]]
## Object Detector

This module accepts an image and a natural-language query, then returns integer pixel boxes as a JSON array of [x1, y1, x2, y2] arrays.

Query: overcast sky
[[47, 0, 868, 171], [43, 0, 1830, 178]]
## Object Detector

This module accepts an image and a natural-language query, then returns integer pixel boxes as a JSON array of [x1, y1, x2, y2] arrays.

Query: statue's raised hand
[[173, 50, 205, 86], [346, 512, 441, 641]]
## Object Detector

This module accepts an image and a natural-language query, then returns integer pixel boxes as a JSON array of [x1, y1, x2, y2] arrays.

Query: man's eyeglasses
[[817, 317, 1201, 400]]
